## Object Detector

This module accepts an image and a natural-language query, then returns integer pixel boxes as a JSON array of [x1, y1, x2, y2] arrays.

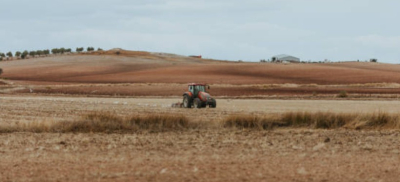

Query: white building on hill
[[272, 54, 300, 63]]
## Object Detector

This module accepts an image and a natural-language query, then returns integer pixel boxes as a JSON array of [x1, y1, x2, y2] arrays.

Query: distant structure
[[271, 54, 300, 63], [370, 58, 378, 63], [189, 55, 202, 58]]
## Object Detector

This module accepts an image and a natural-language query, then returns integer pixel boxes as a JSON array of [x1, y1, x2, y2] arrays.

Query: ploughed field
[[1, 50, 400, 97], [0, 96, 400, 181]]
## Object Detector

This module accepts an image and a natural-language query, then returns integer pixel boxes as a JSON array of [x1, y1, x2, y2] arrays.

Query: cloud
[[1, 0, 400, 63]]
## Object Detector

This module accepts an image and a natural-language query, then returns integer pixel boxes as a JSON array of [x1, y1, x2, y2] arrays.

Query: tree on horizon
[[0, 52, 5, 60], [51, 48, 59, 54], [21, 50, 29, 59], [6, 52, 13, 59], [76, 47, 84, 53], [29, 51, 36, 58], [87, 47, 95, 52], [15, 51, 22, 59]]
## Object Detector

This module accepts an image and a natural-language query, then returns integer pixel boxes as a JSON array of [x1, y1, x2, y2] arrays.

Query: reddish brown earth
[[13, 84, 400, 98], [1, 49, 400, 84], [1, 49, 400, 97]]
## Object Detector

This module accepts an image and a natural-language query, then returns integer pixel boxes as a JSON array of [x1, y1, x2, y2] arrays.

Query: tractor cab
[[183, 83, 216, 108], [189, 84, 208, 97]]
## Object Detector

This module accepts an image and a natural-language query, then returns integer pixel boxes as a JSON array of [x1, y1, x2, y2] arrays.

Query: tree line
[[0, 47, 103, 61]]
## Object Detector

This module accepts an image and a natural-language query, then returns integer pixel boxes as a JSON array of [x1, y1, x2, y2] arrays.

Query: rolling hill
[[1, 49, 400, 97]]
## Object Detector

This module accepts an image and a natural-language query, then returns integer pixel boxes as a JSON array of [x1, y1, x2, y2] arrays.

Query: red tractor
[[183, 83, 216, 108]]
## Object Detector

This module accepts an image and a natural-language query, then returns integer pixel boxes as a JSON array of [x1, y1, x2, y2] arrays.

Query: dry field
[[1, 50, 400, 181], [5, 82, 400, 99], [1, 130, 400, 182], [3, 95, 400, 123], [1, 95, 400, 181], [2, 52, 400, 85], [1, 50, 400, 97]]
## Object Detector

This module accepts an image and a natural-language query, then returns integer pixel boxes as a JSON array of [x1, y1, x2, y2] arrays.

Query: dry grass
[[337, 91, 349, 98], [223, 112, 400, 130], [66, 113, 190, 132], [0, 112, 190, 133], [281, 112, 354, 129], [1, 112, 400, 133]]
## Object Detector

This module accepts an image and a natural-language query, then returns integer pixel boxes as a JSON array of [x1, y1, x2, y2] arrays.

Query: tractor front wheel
[[194, 98, 202, 109], [183, 95, 192, 108]]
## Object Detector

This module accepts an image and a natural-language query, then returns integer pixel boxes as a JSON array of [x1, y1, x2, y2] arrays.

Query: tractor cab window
[[193, 85, 205, 96], [195, 85, 205, 92], [189, 86, 194, 93]]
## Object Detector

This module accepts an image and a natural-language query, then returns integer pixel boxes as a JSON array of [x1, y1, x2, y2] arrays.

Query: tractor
[[183, 83, 216, 108]]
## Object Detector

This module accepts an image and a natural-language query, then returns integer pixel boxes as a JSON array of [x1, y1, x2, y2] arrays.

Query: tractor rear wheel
[[194, 98, 202, 108], [183, 95, 192, 108], [210, 99, 217, 108]]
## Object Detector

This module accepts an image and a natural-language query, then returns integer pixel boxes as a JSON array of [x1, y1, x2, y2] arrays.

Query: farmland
[[1, 50, 400, 181], [2, 130, 400, 182], [1, 50, 400, 98], [1, 96, 400, 181]]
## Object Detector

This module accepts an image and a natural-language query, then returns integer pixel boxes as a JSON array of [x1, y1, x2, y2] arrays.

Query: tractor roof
[[188, 83, 207, 86]]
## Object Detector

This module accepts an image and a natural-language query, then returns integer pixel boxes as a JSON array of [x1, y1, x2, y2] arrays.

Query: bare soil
[[12, 83, 400, 98], [2, 51, 400, 97], [4, 59, 400, 85]]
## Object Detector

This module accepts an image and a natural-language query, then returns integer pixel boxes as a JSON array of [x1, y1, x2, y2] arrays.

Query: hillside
[[1, 49, 400, 97]]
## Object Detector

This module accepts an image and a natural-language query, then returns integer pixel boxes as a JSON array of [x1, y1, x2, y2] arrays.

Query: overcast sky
[[1, 0, 400, 63]]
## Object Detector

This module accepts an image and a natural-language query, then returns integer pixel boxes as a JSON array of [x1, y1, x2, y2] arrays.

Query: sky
[[1, 0, 400, 63]]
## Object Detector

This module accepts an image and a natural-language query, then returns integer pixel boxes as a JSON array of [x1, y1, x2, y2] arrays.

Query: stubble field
[[1, 95, 400, 181], [2, 130, 400, 182]]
